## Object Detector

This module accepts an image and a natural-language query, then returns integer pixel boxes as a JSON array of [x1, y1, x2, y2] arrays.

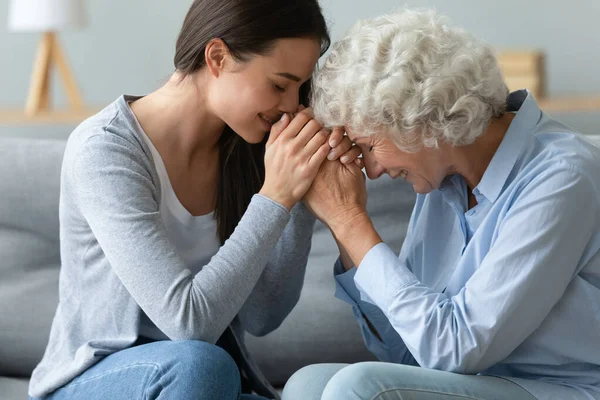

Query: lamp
[[8, 0, 87, 117]]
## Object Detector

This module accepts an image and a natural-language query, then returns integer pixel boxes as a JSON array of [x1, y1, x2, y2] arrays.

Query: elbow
[[244, 316, 285, 337], [418, 349, 484, 375], [441, 362, 480, 375], [241, 305, 293, 337], [240, 296, 299, 337], [419, 359, 476, 375], [161, 324, 221, 344], [247, 326, 274, 338]]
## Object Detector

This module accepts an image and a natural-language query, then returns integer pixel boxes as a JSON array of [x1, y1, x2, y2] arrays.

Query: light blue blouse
[[335, 90, 600, 399]]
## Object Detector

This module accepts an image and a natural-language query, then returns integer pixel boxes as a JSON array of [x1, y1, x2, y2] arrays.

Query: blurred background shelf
[[1, 96, 600, 126], [538, 96, 600, 113], [0, 108, 99, 125], [497, 50, 600, 114]]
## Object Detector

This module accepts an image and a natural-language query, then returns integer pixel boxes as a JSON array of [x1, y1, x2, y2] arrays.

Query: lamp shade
[[8, 0, 87, 32]]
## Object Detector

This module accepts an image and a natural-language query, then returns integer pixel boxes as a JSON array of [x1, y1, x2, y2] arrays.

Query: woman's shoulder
[[60, 98, 161, 208], [64, 96, 153, 172]]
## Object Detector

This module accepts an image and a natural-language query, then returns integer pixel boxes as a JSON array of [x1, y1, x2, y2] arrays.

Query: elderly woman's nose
[[364, 158, 385, 180]]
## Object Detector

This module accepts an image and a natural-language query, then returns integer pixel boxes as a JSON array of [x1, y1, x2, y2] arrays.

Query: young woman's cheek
[[251, 85, 279, 112]]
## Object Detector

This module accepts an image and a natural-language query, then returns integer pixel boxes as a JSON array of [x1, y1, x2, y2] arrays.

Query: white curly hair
[[311, 8, 509, 152]]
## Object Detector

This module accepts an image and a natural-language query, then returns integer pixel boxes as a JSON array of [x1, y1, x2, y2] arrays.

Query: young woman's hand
[[259, 108, 331, 210]]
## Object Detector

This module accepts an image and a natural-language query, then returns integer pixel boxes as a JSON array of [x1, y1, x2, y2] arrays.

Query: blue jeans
[[282, 362, 538, 400], [30, 340, 269, 400]]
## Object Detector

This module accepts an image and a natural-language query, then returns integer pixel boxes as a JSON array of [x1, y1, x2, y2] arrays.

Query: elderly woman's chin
[[401, 180, 426, 194], [411, 182, 436, 195], [399, 173, 438, 195]]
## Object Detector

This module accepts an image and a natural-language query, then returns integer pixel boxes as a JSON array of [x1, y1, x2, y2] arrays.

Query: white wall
[[1, 0, 599, 139]]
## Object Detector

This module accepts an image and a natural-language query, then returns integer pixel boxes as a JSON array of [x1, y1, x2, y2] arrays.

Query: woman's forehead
[[264, 38, 321, 79], [346, 128, 379, 144]]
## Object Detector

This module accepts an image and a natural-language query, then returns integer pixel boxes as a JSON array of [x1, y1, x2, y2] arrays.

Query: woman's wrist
[[330, 211, 383, 266], [258, 187, 295, 211], [335, 240, 355, 271], [328, 206, 368, 235]]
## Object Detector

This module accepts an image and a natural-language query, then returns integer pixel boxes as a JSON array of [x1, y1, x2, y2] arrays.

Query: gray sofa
[[0, 137, 416, 399]]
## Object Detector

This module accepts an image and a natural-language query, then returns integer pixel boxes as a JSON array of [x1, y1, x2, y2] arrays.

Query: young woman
[[28, 1, 360, 399]]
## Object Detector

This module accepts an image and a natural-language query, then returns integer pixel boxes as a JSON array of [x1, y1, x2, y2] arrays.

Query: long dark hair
[[174, 0, 330, 244]]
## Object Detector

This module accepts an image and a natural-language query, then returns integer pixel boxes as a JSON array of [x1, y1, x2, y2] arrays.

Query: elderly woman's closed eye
[[292, 7, 600, 400]]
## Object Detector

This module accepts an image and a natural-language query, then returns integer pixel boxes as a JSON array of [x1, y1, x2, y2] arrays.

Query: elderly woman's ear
[[302, 158, 367, 232]]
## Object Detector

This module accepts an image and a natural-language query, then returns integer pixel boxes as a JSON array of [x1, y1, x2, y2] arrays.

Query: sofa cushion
[[0, 377, 29, 399], [0, 138, 65, 377]]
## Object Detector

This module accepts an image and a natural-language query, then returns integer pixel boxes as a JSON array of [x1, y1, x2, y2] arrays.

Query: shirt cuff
[[292, 201, 318, 223], [354, 242, 418, 309], [333, 258, 363, 305], [254, 193, 291, 215]]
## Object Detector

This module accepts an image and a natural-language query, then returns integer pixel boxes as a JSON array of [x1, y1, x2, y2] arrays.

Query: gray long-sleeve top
[[29, 95, 316, 397]]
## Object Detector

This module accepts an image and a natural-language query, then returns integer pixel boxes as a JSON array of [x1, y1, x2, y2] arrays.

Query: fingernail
[[329, 139, 338, 148], [327, 151, 336, 160], [280, 114, 288, 122], [341, 155, 349, 163]]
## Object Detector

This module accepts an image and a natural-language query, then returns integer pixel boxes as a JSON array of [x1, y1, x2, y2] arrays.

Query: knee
[[283, 365, 322, 400], [283, 364, 348, 400], [322, 362, 380, 400], [172, 340, 238, 376], [158, 340, 240, 397]]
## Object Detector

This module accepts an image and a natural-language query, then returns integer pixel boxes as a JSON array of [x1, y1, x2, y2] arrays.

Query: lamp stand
[[25, 31, 84, 117]]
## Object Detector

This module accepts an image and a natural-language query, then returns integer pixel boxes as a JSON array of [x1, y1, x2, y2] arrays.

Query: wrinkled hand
[[303, 158, 367, 232]]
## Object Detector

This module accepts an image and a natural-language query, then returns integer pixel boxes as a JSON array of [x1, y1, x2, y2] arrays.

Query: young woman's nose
[[280, 90, 300, 115]]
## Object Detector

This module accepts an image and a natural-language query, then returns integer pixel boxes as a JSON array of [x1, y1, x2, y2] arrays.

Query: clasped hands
[[284, 106, 368, 229], [259, 106, 381, 265], [284, 107, 368, 234]]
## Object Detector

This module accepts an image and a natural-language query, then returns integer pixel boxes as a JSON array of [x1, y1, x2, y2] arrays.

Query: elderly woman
[[283, 8, 600, 400]]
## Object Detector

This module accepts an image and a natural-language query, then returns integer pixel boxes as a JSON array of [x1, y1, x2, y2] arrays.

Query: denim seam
[[482, 375, 537, 400], [64, 362, 162, 388], [143, 363, 163, 400], [370, 387, 483, 400]]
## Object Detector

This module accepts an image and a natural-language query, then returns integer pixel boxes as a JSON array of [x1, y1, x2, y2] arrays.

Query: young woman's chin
[[244, 132, 268, 144], [233, 126, 269, 144], [225, 117, 269, 144]]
